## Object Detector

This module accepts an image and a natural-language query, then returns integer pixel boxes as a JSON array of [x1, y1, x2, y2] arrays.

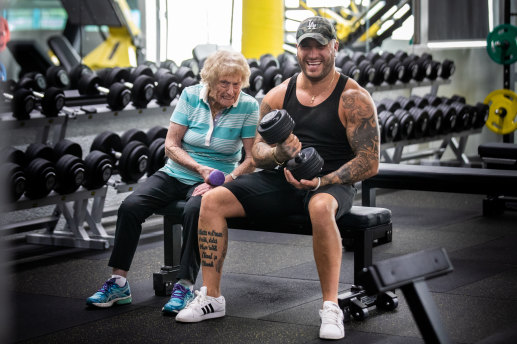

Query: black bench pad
[[362, 163, 517, 206]]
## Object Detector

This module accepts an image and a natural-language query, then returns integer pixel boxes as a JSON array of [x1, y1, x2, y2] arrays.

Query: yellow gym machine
[[60, 0, 141, 70]]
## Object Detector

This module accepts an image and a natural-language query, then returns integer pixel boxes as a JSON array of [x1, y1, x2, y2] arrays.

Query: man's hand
[[284, 168, 320, 190], [275, 133, 302, 162]]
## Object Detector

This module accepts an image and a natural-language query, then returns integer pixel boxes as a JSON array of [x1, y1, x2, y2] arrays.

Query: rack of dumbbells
[[0, 60, 199, 249], [334, 49, 488, 165]]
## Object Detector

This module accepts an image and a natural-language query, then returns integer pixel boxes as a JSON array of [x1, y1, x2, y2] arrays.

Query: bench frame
[[153, 202, 393, 302]]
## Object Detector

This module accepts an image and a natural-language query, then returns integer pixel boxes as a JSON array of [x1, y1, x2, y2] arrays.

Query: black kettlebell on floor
[[258, 109, 324, 180]]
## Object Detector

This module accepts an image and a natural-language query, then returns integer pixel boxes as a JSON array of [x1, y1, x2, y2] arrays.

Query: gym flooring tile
[[446, 268, 517, 300], [426, 257, 512, 292], [432, 292, 517, 343], [18, 306, 320, 344], [448, 234, 517, 265], [13, 292, 135, 342]]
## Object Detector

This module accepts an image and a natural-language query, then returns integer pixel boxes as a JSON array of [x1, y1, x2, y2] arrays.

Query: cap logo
[[307, 20, 317, 30]]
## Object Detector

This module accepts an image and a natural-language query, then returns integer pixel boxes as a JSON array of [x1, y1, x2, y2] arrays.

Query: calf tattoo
[[199, 227, 227, 273]]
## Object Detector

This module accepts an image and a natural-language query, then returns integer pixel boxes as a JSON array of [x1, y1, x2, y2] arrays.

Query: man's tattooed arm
[[251, 100, 282, 169], [322, 88, 380, 186]]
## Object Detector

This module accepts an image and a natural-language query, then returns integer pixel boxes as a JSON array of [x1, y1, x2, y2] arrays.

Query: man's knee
[[308, 194, 337, 218], [200, 187, 245, 218]]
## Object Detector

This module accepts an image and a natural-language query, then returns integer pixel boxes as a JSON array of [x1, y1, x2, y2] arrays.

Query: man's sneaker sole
[[87, 295, 132, 308], [175, 310, 225, 323]]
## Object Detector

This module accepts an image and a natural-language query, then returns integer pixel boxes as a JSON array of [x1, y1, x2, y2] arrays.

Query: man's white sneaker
[[319, 301, 345, 340], [175, 286, 225, 323]]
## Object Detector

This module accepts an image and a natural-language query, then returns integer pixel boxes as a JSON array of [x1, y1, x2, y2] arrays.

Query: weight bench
[[154, 201, 394, 320], [362, 163, 517, 215]]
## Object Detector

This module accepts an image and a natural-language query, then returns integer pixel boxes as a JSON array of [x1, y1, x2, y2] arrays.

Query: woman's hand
[[192, 182, 214, 197]]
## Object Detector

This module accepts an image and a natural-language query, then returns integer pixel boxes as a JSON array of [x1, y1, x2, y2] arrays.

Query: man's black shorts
[[222, 169, 356, 221]]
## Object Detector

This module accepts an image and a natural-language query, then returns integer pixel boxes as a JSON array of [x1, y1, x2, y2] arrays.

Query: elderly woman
[[86, 50, 259, 314]]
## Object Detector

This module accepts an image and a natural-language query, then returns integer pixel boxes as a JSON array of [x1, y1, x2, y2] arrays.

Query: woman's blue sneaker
[[162, 282, 194, 314], [86, 278, 132, 308]]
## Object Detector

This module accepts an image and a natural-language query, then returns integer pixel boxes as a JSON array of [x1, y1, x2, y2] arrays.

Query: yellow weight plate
[[483, 89, 517, 134]]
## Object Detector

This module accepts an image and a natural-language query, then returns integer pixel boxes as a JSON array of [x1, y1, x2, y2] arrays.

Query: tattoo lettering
[[198, 228, 227, 273]]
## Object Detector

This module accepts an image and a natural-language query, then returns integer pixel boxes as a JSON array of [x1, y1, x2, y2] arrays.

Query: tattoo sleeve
[[251, 100, 280, 169], [323, 90, 380, 185]]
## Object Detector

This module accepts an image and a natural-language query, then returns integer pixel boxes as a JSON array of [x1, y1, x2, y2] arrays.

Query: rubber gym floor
[[3, 183, 517, 343]]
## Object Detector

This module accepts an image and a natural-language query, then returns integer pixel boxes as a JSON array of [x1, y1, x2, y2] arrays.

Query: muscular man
[[176, 16, 380, 340]]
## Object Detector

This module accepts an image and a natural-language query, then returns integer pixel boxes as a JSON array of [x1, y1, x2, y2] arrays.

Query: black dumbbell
[[147, 137, 166, 176], [17, 71, 47, 91], [472, 103, 488, 129], [439, 59, 455, 79], [77, 73, 131, 111], [381, 52, 406, 85], [0, 147, 27, 201], [160, 60, 179, 74], [408, 95, 429, 109], [175, 66, 199, 94], [259, 54, 283, 93], [435, 103, 457, 134], [82, 150, 113, 190], [146, 126, 168, 145], [257, 109, 323, 180], [418, 53, 442, 81], [396, 96, 416, 111], [279, 53, 300, 81], [69, 64, 94, 89], [340, 59, 361, 82], [26, 141, 85, 194], [407, 107, 430, 139], [423, 106, 444, 137], [377, 110, 400, 143], [376, 98, 400, 113], [98, 66, 156, 108], [365, 52, 391, 86], [244, 66, 264, 97], [104, 66, 179, 106], [449, 101, 472, 132], [52, 139, 85, 194], [393, 109, 415, 141], [1, 85, 36, 120], [24, 157, 56, 199], [46, 65, 70, 89], [120, 128, 148, 147], [90, 131, 149, 183]]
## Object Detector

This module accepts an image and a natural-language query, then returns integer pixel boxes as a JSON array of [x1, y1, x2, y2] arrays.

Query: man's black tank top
[[282, 73, 355, 175]]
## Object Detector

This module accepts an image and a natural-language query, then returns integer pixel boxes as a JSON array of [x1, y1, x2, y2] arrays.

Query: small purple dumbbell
[[208, 169, 225, 186]]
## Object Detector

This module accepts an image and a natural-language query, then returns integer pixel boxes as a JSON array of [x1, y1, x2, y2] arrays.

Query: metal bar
[[400, 280, 452, 344]]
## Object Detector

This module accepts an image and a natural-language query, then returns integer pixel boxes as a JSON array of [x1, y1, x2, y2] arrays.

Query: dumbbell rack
[[1, 100, 174, 250], [381, 128, 482, 165], [0, 110, 69, 144], [1, 186, 112, 249]]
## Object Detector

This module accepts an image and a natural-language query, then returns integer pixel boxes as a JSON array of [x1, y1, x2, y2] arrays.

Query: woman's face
[[209, 74, 243, 109]]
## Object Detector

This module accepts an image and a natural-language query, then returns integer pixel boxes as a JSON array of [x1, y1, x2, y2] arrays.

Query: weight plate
[[483, 88, 517, 134], [486, 24, 517, 65], [54, 139, 82, 159], [90, 131, 122, 160], [121, 128, 148, 147], [146, 126, 168, 145]]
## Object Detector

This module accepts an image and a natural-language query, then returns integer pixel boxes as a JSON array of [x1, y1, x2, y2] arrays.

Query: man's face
[[297, 38, 337, 82]]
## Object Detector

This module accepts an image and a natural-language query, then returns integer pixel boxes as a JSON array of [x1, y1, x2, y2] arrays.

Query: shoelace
[[185, 289, 206, 309], [98, 278, 117, 293], [171, 284, 189, 300], [321, 306, 342, 324]]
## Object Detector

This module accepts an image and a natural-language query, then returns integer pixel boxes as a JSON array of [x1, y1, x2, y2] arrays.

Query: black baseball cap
[[296, 16, 336, 45]]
